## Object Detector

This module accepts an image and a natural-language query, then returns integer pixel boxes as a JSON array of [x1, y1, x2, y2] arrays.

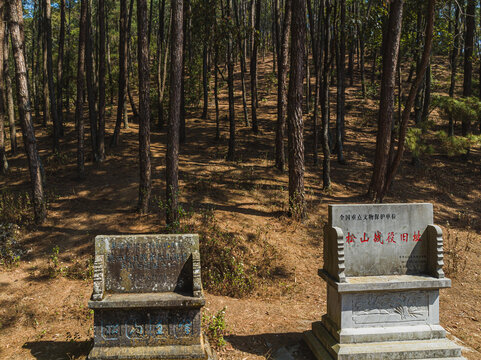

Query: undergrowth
[[202, 307, 227, 349], [0, 224, 24, 268], [0, 190, 55, 227], [443, 229, 471, 278], [45, 245, 94, 280]]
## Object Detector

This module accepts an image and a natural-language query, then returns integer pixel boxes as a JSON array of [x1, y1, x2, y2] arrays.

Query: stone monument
[[88, 234, 216, 360], [305, 203, 465, 359]]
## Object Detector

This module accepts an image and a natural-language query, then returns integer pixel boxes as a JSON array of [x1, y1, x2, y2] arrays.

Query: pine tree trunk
[[166, 0, 183, 225], [382, 0, 435, 199], [320, 0, 332, 189], [43, 0, 60, 152], [448, 3, 459, 136], [57, 0, 65, 137], [287, 0, 306, 218], [3, 33, 17, 154], [156, 0, 167, 130], [97, 0, 106, 161], [336, 0, 346, 164], [368, 0, 404, 202], [462, 0, 475, 136], [8, 0, 46, 223], [111, 0, 128, 147], [226, 0, 236, 161], [251, 0, 261, 133], [233, 0, 250, 128], [85, 0, 98, 161], [201, 42, 209, 119], [42, 2, 49, 127], [75, 0, 88, 178], [275, 0, 291, 170], [0, 3, 7, 173], [137, 0, 152, 214]]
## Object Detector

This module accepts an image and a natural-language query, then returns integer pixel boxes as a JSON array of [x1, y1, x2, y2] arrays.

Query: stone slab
[[319, 270, 451, 293], [328, 203, 433, 277], [321, 314, 447, 343], [93, 308, 201, 348], [95, 235, 199, 294], [88, 333, 216, 360], [304, 330, 334, 360], [89, 292, 205, 309], [310, 321, 464, 360]]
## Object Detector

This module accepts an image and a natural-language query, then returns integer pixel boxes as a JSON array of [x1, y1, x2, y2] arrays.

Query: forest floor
[[0, 56, 480, 360]]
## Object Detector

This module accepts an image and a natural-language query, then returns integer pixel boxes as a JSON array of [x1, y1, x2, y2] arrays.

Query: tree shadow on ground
[[22, 340, 92, 360], [225, 332, 315, 359]]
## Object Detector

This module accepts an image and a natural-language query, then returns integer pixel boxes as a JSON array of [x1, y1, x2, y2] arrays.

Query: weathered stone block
[[305, 203, 465, 359], [88, 234, 215, 360]]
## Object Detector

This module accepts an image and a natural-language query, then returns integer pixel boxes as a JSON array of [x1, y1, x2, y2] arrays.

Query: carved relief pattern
[[335, 227, 346, 283], [192, 251, 202, 297], [92, 255, 105, 301], [429, 225, 445, 279], [352, 291, 429, 324]]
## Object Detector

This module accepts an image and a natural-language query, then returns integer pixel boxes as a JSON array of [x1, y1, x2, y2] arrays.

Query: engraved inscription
[[104, 238, 193, 293], [96, 309, 200, 346], [101, 321, 120, 340], [352, 291, 429, 325]]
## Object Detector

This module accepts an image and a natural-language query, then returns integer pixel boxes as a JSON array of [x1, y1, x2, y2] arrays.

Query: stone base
[[88, 334, 217, 360], [304, 322, 465, 360]]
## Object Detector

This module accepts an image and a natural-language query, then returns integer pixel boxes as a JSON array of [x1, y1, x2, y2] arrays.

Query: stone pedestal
[[88, 235, 216, 360], [305, 204, 465, 360]]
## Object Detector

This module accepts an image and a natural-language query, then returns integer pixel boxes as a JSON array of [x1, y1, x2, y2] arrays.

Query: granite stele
[[304, 203, 465, 360], [88, 234, 216, 360]]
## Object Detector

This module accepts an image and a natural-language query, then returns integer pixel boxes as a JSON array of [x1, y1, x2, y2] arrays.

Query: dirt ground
[[0, 56, 480, 359]]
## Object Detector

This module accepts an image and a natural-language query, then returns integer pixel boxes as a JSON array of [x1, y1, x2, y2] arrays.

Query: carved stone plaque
[[352, 291, 429, 325], [94, 308, 201, 347], [96, 235, 196, 294], [329, 203, 432, 276]]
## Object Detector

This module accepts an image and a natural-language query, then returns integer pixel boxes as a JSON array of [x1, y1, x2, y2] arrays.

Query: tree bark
[[7, 0, 46, 223], [336, 0, 346, 164], [320, 0, 332, 189], [0, 2, 7, 173], [97, 0, 106, 161], [57, 0, 65, 137], [137, 0, 152, 214], [251, 0, 261, 133], [111, 0, 128, 147], [166, 0, 183, 225], [75, 0, 88, 178], [3, 30, 16, 154], [233, 0, 250, 128], [226, 0, 236, 161], [43, 0, 60, 153], [367, 0, 404, 202], [275, 0, 291, 171], [287, 0, 306, 218], [156, 0, 169, 130], [462, 0, 475, 135], [447, 0, 458, 136], [85, 0, 98, 161], [381, 0, 435, 199]]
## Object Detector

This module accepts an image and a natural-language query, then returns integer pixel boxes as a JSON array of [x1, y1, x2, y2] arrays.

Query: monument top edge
[[328, 203, 432, 208], [95, 234, 199, 240]]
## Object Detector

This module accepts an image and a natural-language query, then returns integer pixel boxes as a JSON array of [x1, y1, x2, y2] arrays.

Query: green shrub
[[203, 307, 227, 348], [0, 224, 23, 267]]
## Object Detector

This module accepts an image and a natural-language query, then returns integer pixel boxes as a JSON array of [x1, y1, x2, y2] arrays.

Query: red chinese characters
[[373, 231, 383, 244], [386, 232, 396, 243], [413, 231, 422, 242], [346, 232, 357, 244], [345, 230, 422, 245], [360, 233, 370, 243]]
